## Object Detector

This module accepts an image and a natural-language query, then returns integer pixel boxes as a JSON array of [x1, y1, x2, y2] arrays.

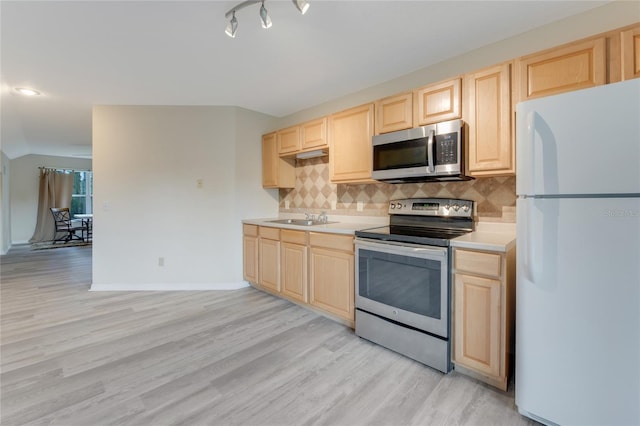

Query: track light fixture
[[225, 11, 238, 38], [259, 1, 272, 29], [224, 0, 309, 38], [293, 0, 310, 15]]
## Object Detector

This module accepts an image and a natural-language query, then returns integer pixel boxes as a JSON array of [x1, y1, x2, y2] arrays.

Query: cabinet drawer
[[281, 229, 307, 245], [243, 224, 258, 237], [259, 226, 280, 240], [454, 249, 502, 278], [309, 232, 354, 253]]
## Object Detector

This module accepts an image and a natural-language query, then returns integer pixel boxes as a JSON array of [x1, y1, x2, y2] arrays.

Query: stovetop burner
[[355, 198, 475, 246]]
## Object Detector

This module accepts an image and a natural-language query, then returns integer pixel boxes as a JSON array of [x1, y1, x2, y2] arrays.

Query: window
[[70, 171, 93, 217]]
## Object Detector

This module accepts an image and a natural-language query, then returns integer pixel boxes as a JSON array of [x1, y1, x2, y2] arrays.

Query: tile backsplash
[[279, 157, 516, 222]]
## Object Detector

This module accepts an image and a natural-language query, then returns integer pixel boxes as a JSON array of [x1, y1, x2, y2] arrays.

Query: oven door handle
[[355, 239, 447, 259]]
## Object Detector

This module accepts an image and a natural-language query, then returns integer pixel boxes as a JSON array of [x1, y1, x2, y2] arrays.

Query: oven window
[[358, 248, 442, 319], [373, 138, 428, 171]]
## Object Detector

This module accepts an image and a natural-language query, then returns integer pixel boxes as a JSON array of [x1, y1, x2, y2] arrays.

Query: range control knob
[[390, 203, 395, 210], [453, 204, 460, 211], [444, 204, 450, 210], [462, 205, 470, 212]]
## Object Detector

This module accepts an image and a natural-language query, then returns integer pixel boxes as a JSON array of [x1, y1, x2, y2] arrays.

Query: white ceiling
[[1, 0, 609, 159]]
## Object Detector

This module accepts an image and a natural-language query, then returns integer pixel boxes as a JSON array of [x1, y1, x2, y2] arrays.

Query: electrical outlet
[[331, 200, 337, 210], [158, 257, 164, 267], [357, 201, 364, 212], [284, 200, 290, 209]]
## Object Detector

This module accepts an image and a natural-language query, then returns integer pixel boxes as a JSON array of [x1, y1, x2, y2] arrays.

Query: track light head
[[225, 11, 238, 38], [259, 1, 272, 29], [292, 0, 310, 15], [225, 0, 307, 37]]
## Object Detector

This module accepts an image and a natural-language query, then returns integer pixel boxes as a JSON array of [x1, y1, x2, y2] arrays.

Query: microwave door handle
[[427, 129, 435, 173]]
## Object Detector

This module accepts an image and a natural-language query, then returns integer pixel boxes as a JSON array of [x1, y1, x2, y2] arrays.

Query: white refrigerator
[[515, 79, 640, 426]]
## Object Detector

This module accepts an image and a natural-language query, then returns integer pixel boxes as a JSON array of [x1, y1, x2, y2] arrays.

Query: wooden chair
[[50, 207, 86, 243]]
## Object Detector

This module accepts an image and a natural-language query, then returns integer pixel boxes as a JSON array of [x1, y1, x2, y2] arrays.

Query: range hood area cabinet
[[278, 117, 329, 157]]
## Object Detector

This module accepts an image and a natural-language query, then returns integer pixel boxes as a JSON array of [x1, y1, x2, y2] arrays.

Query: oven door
[[355, 238, 449, 337]]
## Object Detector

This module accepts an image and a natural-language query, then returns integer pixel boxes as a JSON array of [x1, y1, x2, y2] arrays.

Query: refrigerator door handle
[[526, 111, 536, 195]]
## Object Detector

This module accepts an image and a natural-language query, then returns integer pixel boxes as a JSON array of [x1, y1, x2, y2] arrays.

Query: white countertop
[[242, 215, 387, 235], [451, 222, 516, 252], [243, 216, 516, 251]]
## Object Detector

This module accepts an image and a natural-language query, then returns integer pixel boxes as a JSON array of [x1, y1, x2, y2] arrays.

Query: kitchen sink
[[267, 219, 337, 226]]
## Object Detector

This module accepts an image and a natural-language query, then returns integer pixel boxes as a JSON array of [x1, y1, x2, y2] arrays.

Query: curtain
[[29, 169, 74, 243]]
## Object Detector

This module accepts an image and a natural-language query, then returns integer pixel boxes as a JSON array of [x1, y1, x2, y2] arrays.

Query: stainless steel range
[[354, 198, 474, 373]]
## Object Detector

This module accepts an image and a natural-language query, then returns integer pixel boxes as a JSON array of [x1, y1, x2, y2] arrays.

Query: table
[[74, 214, 93, 242]]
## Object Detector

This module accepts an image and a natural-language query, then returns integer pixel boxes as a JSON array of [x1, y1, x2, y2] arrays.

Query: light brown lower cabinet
[[309, 232, 354, 324], [258, 227, 281, 293], [280, 230, 308, 303], [242, 225, 259, 284], [243, 225, 355, 327], [453, 246, 516, 391]]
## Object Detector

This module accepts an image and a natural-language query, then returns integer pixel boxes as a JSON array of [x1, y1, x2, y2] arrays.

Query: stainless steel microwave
[[371, 119, 471, 183]]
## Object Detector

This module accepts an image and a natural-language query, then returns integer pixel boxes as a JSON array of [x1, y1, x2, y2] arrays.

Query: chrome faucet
[[318, 211, 328, 224]]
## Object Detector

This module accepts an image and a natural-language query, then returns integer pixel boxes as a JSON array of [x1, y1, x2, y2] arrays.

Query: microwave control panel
[[435, 132, 458, 165]]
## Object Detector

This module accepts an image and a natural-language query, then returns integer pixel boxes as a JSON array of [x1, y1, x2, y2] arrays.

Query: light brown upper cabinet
[[329, 103, 375, 183], [375, 92, 413, 134], [464, 62, 514, 176], [414, 78, 462, 126], [301, 117, 328, 151], [621, 25, 640, 80], [516, 37, 606, 101], [262, 132, 295, 189], [277, 125, 301, 155]]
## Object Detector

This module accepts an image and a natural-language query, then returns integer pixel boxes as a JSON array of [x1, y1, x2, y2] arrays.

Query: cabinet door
[[281, 242, 308, 303], [278, 126, 301, 155], [301, 117, 328, 151], [309, 247, 354, 322], [375, 92, 413, 134], [243, 233, 259, 284], [516, 37, 606, 101], [259, 238, 280, 292], [414, 78, 461, 126], [465, 62, 514, 176], [329, 103, 375, 183], [262, 132, 295, 189], [621, 26, 640, 80], [454, 273, 502, 378]]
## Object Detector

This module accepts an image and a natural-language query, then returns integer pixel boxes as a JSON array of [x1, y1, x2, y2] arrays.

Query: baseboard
[[90, 281, 250, 291]]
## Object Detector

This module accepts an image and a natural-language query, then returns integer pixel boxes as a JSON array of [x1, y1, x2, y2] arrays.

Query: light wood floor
[[1, 245, 536, 426]]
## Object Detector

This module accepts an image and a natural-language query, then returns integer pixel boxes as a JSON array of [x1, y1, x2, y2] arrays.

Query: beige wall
[[275, 1, 639, 128], [9, 154, 92, 244], [280, 157, 516, 222], [92, 106, 277, 290]]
